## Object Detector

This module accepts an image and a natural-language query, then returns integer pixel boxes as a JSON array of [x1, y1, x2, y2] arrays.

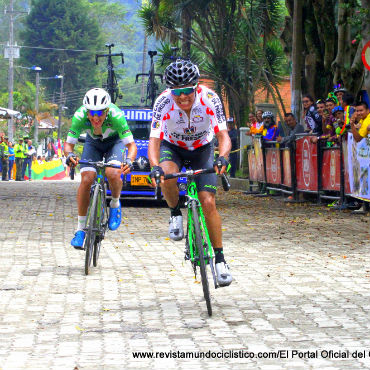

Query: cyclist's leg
[[193, 147, 220, 249], [105, 137, 124, 231], [105, 137, 124, 200], [191, 144, 232, 286], [72, 137, 101, 247], [159, 142, 182, 208], [159, 141, 183, 240]]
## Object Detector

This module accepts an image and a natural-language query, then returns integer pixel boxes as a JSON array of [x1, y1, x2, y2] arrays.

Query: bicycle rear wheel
[[84, 185, 99, 275], [191, 202, 212, 316]]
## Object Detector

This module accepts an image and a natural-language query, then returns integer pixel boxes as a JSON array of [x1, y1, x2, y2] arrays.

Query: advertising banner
[[254, 138, 265, 182], [247, 149, 258, 182], [347, 133, 370, 200], [282, 149, 292, 187], [321, 148, 341, 191], [295, 136, 318, 192], [265, 148, 281, 184]]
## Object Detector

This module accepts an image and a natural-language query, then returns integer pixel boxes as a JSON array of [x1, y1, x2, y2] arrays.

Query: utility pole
[[291, 0, 303, 121], [35, 69, 41, 145], [140, 0, 149, 106], [141, 35, 148, 106], [4, 0, 28, 141], [57, 75, 64, 141]]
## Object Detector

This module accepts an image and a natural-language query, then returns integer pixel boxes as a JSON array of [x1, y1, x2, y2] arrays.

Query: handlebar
[[156, 167, 230, 193], [78, 160, 122, 169]]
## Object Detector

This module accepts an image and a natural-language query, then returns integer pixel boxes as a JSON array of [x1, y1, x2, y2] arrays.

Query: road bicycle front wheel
[[84, 185, 99, 275], [93, 186, 107, 267], [191, 202, 212, 316]]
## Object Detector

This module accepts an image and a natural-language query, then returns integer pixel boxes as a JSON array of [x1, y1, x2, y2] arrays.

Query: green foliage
[[20, 0, 102, 112], [138, 0, 288, 124]]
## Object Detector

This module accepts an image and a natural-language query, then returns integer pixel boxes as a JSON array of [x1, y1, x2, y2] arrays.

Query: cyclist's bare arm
[[121, 141, 137, 175], [64, 142, 79, 166], [215, 130, 231, 175], [148, 137, 164, 187]]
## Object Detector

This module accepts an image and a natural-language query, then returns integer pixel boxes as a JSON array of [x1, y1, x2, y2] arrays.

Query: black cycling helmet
[[164, 58, 200, 88]]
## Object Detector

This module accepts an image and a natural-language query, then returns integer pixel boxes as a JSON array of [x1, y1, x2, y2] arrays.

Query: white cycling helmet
[[83, 88, 111, 110], [262, 111, 274, 119]]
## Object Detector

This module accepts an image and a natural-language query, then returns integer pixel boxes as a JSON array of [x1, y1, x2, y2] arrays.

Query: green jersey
[[66, 103, 134, 145]]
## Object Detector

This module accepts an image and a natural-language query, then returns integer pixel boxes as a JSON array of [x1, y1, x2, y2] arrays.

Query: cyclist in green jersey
[[65, 88, 137, 249]]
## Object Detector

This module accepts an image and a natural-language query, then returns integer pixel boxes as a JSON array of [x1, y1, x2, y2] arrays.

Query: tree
[[282, 0, 370, 99], [21, 0, 103, 112], [139, 0, 288, 126]]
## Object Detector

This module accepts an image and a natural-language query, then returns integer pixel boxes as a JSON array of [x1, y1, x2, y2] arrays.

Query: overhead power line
[[0, 42, 145, 54]]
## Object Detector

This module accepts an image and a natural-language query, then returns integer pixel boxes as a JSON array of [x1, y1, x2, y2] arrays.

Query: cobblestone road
[[1, 181, 370, 370]]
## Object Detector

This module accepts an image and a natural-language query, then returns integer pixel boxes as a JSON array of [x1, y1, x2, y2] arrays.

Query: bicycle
[[135, 50, 163, 108], [96, 43, 124, 104], [158, 164, 230, 316], [75, 159, 122, 275]]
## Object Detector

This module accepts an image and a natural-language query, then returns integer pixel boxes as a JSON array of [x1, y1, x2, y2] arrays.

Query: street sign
[[4, 44, 20, 59], [362, 41, 370, 71]]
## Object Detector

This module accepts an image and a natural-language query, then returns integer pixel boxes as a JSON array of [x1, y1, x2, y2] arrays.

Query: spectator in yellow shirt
[[350, 101, 370, 142]]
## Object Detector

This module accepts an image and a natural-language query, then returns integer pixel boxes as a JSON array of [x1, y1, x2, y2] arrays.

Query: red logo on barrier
[[330, 150, 336, 188], [271, 150, 278, 183], [303, 138, 310, 187]]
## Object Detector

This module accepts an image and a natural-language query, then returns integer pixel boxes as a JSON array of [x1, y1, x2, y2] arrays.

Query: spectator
[[0, 136, 9, 181], [227, 118, 238, 178], [248, 112, 264, 136], [326, 97, 337, 113], [302, 94, 322, 135], [350, 101, 370, 142], [246, 112, 256, 128], [262, 111, 279, 141], [321, 98, 337, 137], [8, 141, 14, 180], [22, 139, 36, 180], [14, 138, 24, 181], [334, 85, 347, 106], [256, 109, 263, 125], [276, 113, 305, 145], [342, 93, 355, 125]]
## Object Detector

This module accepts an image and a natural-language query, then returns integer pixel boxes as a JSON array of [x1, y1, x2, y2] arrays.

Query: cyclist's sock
[[77, 215, 87, 231], [170, 202, 182, 217], [110, 197, 120, 208], [214, 248, 225, 264]]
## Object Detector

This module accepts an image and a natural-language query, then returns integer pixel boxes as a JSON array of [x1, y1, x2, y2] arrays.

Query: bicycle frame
[[186, 179, 214, 266]]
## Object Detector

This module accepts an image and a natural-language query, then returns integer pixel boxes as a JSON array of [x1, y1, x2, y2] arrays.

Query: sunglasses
[[88, 108, 108, 117], [171, 86, 196, 96], [302, 100, 310, 103]]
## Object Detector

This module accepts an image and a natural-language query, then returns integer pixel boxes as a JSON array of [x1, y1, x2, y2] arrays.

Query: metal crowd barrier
[[246, 134, 355, 205]]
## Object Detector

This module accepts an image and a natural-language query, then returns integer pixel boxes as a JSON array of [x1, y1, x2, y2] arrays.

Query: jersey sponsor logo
[[170, 130, 208, 142], [68, 129, 77, 135], [152, 120, 160, 129], [211, 97, 225, 124], [74, 108, 87, 121], [207, 91, 214, 99], [176, 112, 186, 124], [122, 129, 131, 135], [110, 108, 124, 119], [192, 107, 202, 115], [153, 96, 171, 120], [192, 115, 204, 123], [184, 126, 196, 135]]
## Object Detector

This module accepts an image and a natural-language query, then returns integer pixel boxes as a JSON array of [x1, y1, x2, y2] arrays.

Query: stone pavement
[[1, 181, 370, 370]]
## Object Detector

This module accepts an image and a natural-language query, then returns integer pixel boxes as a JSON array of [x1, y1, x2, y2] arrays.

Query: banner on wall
[[347, 133, 370, 200], [24, 159, 66, 180]]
